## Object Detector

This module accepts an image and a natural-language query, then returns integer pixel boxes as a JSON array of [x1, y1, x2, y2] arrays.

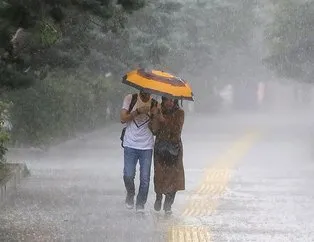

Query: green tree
[[1, 0, 261, 146], [264, 0, 314, 83], [0, 0, 147, 89], [0, 0, 147, 148]]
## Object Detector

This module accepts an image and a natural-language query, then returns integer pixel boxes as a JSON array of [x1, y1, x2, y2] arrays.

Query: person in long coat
[[149, 96, 185, 215]]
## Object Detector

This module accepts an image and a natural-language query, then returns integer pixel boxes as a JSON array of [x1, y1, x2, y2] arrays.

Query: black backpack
[[120, 94, 157, 148]]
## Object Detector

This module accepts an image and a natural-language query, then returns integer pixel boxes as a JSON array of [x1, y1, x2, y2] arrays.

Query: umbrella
[[122, 68, 194, 101]]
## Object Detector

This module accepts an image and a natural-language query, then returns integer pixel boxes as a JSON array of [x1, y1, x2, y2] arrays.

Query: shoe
[[125, 203, 134, 209], [154, 198, 162, 212], [136, 206, 145, 214], [165, 209, 172, 216], [125, 194, 134, 209]]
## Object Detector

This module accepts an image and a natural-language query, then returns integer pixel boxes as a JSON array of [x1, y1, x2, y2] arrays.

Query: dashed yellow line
[[168, 226, 211, 242], [168, 130, 262, 241], [182, 131, 261, 216], [182, 199, 218, 217]]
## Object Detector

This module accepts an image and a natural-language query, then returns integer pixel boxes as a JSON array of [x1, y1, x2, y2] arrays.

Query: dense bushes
[[7, 71, 126, 147]]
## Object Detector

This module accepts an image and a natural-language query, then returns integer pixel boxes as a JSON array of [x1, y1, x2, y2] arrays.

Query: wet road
[[1, 110, 314, 241]]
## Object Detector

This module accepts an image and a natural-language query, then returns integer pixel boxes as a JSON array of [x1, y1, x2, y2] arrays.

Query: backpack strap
[[128, 94, 138, 113]]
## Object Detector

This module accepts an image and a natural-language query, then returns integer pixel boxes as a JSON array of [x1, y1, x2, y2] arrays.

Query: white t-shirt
[[122, 94, 155, 150]]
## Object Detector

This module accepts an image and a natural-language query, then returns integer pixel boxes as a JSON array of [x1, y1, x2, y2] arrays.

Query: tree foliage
[[8, 71, 124, 147], [125, 0, 259, 76], [0, 0, 146, 147], [0, 0, 261, 147], [0, 0, 146, 89], [264, 0, 314, 82]]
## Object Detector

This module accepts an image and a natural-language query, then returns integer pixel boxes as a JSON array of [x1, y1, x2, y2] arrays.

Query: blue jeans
[[123, 147, 153, 208]]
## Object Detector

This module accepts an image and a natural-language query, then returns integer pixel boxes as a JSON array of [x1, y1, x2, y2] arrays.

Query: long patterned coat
[[149, 108, 185, 194]]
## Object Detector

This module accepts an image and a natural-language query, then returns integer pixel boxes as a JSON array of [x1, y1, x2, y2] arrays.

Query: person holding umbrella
[[122, 68, 194, 216], [120, 90, 158, 213]]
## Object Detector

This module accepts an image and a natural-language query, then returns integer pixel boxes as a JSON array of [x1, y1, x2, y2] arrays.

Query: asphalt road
[[1, 110, 314, 242]]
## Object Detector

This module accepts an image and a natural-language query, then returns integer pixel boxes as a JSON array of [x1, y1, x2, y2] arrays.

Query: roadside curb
[[0, 163, 30, 206]]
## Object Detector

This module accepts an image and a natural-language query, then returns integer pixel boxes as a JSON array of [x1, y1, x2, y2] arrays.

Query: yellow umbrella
[[122, 69, 194, 101]]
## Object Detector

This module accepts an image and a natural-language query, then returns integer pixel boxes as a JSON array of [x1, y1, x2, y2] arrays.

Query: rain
[[1, 0, 314, 241]]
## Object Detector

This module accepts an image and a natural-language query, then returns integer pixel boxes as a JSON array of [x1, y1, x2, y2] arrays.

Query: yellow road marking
[[168, 226, 211, 242], [168, 130, 262, 241]]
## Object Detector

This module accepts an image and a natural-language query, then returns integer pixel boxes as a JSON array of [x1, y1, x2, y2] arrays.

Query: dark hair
[[139, 90, 150, 95], [161, 96, 180, 108]]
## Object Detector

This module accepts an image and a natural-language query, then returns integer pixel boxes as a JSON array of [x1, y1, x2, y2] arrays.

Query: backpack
[[120, 94, 157, 148]]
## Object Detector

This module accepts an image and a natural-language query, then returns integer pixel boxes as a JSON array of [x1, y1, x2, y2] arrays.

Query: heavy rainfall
[[1, 0, 314, 241]]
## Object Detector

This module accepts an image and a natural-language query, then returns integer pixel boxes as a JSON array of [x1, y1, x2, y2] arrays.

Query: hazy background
[[2, 1, 314, 241], [1, 0, 314, 150]]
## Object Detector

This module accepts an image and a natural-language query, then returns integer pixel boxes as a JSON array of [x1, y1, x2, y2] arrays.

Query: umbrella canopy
[[122, 69, 194, 101]]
